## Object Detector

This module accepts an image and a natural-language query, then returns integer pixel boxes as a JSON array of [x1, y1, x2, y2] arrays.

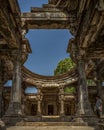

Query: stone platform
[[6, 126, 98, 130]]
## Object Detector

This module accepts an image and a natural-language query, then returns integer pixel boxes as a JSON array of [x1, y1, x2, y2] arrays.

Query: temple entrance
[[41, 87, 59, 115], [48, 105, 54, 115]]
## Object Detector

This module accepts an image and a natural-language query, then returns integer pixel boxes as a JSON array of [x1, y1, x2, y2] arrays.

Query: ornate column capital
[[37, 94, 43, 101], [68, 38, 86, 62], [37, 89, 43, 101], [59, 94, 65, 101], [21, 19, 28, 38]]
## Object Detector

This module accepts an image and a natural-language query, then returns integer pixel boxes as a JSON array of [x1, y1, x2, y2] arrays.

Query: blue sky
[[18, 0, 72, 76]]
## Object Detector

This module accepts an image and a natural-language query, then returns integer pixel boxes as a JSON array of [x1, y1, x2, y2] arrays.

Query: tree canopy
[[64, 86, 76, 94], [54, 58, 75, 75]]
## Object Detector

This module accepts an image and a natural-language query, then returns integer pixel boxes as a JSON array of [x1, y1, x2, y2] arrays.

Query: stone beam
[[21, 9, 71, 29]]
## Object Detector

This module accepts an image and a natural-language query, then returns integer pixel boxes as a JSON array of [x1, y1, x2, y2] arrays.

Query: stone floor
[[6, 126, 98, 130]]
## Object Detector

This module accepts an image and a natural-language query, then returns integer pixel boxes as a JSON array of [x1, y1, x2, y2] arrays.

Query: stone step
[[16, 122, 88, 126], [26, 116, 72, 122], [6, 126, 97, 130]]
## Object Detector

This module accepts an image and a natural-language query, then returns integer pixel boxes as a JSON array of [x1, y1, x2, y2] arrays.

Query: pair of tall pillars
[[5, 49, 22, 117]]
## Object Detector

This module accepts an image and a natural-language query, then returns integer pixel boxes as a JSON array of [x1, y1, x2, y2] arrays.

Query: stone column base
[[0, 119, 5, 130], [36, 112, 42, 121], [2, 117, 25, 126], [60, 113, 65, 121], [73, 115, 98, 126], [98, 116, 104, 129], [5, 102, 23, 117]]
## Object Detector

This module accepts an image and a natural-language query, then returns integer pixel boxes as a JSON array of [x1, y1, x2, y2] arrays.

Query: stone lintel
[[31, 7, 60, 12], [21, 12, 71, 29]]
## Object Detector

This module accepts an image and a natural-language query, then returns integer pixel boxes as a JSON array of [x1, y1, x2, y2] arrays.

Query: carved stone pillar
[[60, 96, 64, 116], [59, 87, 65, 116], [37, 100, 41, 115], [0, 77, 3, 118], [0, 60, 4, 118], [77, 57, 93, 115], [37, 89, 42, 116], [98, 82, 104, 126], [99, 74, 104, 121], [94, 68, 102, 96], [96, 79, 102, 96], [69, 40, 94, 123], [0, 60, 5, 127], [5, 48, 22, 117], [21, 98, 26, 116]]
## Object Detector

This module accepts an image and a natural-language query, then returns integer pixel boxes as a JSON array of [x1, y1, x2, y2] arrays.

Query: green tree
[[64, 86, 76, 94], [54, 58, 75, 75], [87, 79, 96, 86]]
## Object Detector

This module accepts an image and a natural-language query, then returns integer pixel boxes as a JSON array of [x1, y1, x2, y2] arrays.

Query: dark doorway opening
[[65, 104, 71, 115], [48, 105, 54, 115], [31, 104, 37, 115]]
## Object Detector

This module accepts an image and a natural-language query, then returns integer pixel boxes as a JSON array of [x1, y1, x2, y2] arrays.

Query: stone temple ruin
[[0, 0, 104, 129]]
